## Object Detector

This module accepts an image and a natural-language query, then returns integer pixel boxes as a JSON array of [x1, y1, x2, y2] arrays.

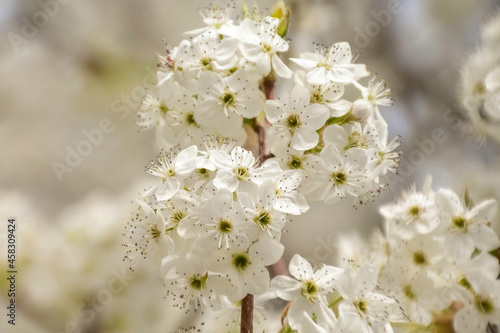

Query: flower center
[[218, 219, 233, 233], [232, 253, 251, 272], [235, 166, 250, 181], [262, 43, 272, 53], [201, 57, 213, 70], [189, 274, 207, 290], [185, 112, 197, 125], [164, 168, 175, 178], [301, 280, 318, 301], [253, 211, 272, 228], [159, 102, 169, 114], [172, 211, 186, 224], [345, 132, 367, 150], [473, 82, 486, 97], [332, 172, 347, 185], [403, 285, 416, 300], [287, 114, 302, 131], [475, 296, 494, 314], [317, 62, 332, 71], [357, 300, 367, 313], [287, 155, 303, 169], [197, 168, 209, 178], [413, 251, 427, 265], [458, 276, 471, 290], [408, 205, 420, 217], [311, 92, 323, 103], [221, 91, 235, 106], [452, 216, 468, 231], [150, 225, 161, 240]]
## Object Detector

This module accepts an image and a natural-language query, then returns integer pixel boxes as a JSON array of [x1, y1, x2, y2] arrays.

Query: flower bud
[[351, 99, 374, 122]]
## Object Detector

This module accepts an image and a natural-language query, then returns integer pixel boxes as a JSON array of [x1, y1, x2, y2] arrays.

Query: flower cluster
[[137, 3, 399, 206], [459, 12, 500, 142], [125, 1, 401, 331], [125, 142, 307, 310], [274, 178, 500, 333]]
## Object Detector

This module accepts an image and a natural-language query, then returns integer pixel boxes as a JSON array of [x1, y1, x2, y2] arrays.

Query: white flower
[[371, 121, 400, 176], [185, 4, 239, 37], [336, 265, 397, 333], [211, 146, 282, 193], [185, 31, 239, 74], [212, 238, 284, 301], [123, 199, 175, 268], [271, 254, 341, 333], [159, 190, 200, 240], [290, 42, 369, 85], [196, 136, 238, 172], [322, 122, 379, 155], [453, 272, 500, 333], [379, 264, 436, 326], [163, 254, 222, 311], [238, 179, 287, 240], [162, 85, 209, 148], [307, 145, 371, 204], [138, 81, 179, 130], [435, 189, 499, 263], [379, 177, 438, 239], [389, 234, 445, 276], [156, 40, 191, 84], [146, 146, 198, 201], [272, 147, 319, 173], [195, 69, 264, 136], [273, 170, 310, 215], [239, 17, 292, 78], [353, 76, 393, 121], [265, 84, 330, 151], [194, 188, 248, 251], [294, 69, 351, 117]]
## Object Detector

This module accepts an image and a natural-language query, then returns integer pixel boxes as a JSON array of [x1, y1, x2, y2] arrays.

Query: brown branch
[[240, 294, 254, 333], [257, 74, 276, 163]]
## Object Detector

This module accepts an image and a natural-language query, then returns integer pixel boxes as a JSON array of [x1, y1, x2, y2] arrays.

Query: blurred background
[[1, 0, 499, 332]]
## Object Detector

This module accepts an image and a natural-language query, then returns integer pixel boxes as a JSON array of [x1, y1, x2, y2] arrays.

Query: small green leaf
[[326, 112, 351, 126], [464, 187, 474, 209], [277, 7, 291, 38]]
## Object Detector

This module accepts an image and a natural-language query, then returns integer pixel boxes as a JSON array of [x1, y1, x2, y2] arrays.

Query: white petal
[[264, 100, 285, 124], [155, 177, 181, 201], [289, 254, 314, 280], [250, 237, 284, 266], [330, 67, 355, 84], [197, 71, 225, 97], [236, 92, 264, 118], [303, 104, 330, 129], [291, 128, 320, 151], [272, 54, 293, 78], [469, 225, 500, 252], [307, 67, 330, 85], [175, 145, 198, 176], [194, 98, 222, 126], [271, 275, 300, 301], [289, 57, 318, 69], [215, 38, 239, 62], [319, 144, 343, 171], [214, 169, 239, 192], [323, 125, 348, 148]]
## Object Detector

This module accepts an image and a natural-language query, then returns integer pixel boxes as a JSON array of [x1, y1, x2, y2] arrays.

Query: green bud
[[275, 5, 291, 38], [241, 1, 251, 19]]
